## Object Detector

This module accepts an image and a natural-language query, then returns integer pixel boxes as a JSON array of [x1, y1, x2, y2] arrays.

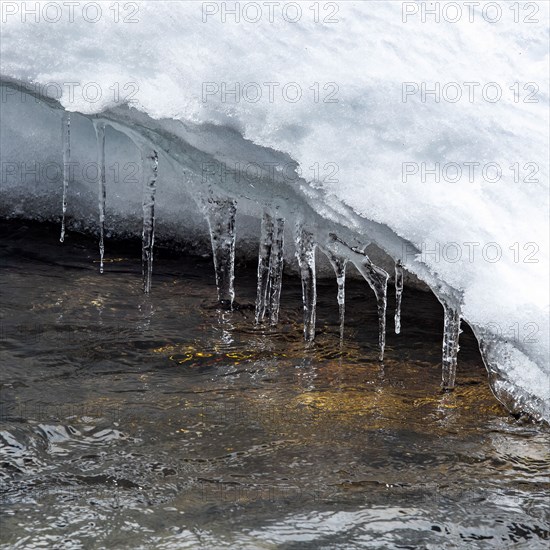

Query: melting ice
[[0, 1, 548, 421]]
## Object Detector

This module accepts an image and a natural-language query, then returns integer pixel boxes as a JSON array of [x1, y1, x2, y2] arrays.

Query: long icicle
[[141, 148, 158, 294], [441, 299, 461, 390], [255, 212, 285, 325], [328, 234, 388, 360], [325, 251, 347, 340], [255, 211, 275, 324], [394, 260, 404, 334], [59, 112, 70, 243], [360, 261, 388, 361], [204, 197, 237, 308], [268, 216, 285, 325], [295, 224, 317, 342], [93, 121, 107, 274]]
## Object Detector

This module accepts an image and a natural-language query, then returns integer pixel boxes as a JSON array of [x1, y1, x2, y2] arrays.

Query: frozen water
[[394, 261, 404, 335], [203, 196, 237, 308], [353, 251, 389, 362], [59, 112, 70, 243], [255, 211, 285, 325], [0, 1, 548, 420], [324, 250, 347, 340], [440, 298, 462, 390], [255, 211, 274, 324], [267, 215, 285, 326], [140, 147, 158, 294], [295, 224, 317, 342], [92, 120, 107, 274]]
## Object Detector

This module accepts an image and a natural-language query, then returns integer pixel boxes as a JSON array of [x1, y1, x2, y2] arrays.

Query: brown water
[[0, 221, 548, 549]]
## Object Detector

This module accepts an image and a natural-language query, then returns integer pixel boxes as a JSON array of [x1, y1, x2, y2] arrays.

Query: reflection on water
[[0, 221, 548, 549]]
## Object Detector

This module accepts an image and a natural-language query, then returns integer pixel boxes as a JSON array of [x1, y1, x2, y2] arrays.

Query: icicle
[[441, 300, 461, 390], [59, 112, 70, 243], [268, 216, 285, 325], [394, 260, 404, 334], [255, 211, 285, 325], [325, 251, 347, 340], [93, 121, 107, 274], [255, 211, 274, 324], [295, 225, 317, 342], [204, 197, 237, 308], [361, 261, 389, 362], [141, 148, 158, 294], [328, 234, 388, 360]]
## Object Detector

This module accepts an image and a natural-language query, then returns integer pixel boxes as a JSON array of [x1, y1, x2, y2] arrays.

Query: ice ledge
[[1, 78, 548, 422]]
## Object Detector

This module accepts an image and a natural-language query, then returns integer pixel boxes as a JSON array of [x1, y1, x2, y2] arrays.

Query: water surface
[[0, 221, 548, 549]]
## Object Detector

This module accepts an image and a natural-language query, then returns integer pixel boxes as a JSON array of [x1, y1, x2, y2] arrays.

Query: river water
[[0, 221, 548, 549]]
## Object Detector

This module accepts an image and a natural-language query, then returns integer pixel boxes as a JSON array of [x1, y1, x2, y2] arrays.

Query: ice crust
[[0, 1, 548, 420]]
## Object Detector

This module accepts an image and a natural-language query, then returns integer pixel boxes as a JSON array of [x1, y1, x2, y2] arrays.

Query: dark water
[[0, 221, 548, 549]]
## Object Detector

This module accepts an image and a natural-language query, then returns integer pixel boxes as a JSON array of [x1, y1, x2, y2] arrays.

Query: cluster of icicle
[[58, 111, 461, 391], [60, 113, 158, 291]]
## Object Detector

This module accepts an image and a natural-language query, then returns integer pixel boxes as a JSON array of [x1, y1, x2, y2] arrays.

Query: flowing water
[[0, 221, 548, 549]]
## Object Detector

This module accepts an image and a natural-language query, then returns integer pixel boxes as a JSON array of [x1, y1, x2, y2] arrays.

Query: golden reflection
[[234, 367, 508, 438], [154, 344, 286, 366], [149, 334, 506, 434]]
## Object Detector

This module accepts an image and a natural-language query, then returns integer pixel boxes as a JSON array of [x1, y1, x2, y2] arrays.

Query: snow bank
[[0, 1, 548, 419]]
